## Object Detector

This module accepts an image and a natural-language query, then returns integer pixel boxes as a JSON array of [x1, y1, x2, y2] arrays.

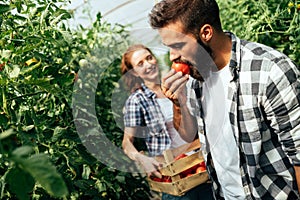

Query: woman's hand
[[135, 153, 163, 178]]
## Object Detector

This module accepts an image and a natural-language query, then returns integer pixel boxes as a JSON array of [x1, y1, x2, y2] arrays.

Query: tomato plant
[[0, 0, 152, 199], [217, 0, 300, 66]]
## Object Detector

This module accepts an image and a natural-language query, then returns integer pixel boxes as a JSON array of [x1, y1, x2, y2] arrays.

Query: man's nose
[[144, 60, 153, 68], [169, 48, 180, 62]]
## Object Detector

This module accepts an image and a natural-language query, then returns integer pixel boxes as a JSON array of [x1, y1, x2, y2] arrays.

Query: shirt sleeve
[[123, 94, 144, 127], [265, 58, 300, 165]]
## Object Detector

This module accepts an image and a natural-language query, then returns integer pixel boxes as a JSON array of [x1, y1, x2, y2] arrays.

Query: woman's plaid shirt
[[123, 84, 171, 156], [186, 32, 300, 199]]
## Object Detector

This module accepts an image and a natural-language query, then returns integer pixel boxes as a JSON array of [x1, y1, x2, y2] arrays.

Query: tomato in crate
[[147, 140, 209, 196]]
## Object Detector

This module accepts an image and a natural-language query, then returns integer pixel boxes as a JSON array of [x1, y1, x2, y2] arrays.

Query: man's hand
[[162, 69, 198, 143], [161, 69, 189, 106]]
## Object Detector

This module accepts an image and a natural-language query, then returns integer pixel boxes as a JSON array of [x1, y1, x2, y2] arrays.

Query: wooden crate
[[147, 140, 209, 196]]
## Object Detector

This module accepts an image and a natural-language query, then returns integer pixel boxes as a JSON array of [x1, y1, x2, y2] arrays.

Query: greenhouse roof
[[68, 0, 167, 53]]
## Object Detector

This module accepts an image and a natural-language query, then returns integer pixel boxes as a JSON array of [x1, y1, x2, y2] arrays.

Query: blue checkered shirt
[[123, 84, 171, 156], [186, 32, 300, 199]]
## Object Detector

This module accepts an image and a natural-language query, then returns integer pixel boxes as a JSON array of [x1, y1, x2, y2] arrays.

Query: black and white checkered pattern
[[187, 32, 300, 199], [123, 84, 171, 156]]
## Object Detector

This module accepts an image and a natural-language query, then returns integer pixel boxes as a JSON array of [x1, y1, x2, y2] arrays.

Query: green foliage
[[0, 0, 151, 199], [6, 145, 68, 199], [3, 0, 297, 199], [217, 0, 300, 66]]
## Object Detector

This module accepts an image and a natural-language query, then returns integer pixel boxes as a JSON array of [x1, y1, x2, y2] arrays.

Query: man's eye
[[174, 44, 181, 49], [137, 62, 143, 67], [147, 55, 153, 60], [170, 43, 183, 49]]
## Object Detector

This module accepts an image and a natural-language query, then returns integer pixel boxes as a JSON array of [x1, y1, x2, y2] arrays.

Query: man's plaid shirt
[[186, 32, 300, 199], [123, 84, 171, 156]]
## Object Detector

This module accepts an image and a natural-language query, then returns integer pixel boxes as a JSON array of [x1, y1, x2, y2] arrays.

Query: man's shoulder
[[228, 32, 288, 63], [235, 37, 298, 88], [239, 39, 289, 63]]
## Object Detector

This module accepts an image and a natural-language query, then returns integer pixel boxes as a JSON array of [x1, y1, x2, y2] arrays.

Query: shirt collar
[[141, 83, 156, 98], [226, 31, 241, 81]]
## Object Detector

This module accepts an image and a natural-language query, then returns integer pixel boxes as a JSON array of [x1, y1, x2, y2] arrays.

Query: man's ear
[[199, 24, 213, 43]]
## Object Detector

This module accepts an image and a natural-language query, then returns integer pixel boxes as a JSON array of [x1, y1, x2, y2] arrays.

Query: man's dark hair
[[149, 0, 222, 36]]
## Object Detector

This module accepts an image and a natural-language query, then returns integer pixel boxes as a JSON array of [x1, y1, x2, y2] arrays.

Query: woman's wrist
[[129, 151, 141, 161]]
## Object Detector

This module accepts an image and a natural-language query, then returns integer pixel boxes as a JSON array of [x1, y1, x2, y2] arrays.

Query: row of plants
[[217, 0, 300, 66], [0, 0, 151, 199]]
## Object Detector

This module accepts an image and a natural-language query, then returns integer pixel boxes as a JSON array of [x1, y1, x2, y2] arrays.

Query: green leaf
[[51, 126, 67, 142], [95, 180, 107, 193], [0, 4, 11, 14], [11, 146, 34, 159], [0, 129, 15, 140], [10, 148, 68, 198], [50, 13, 68, 26], [9, 66, 20, 78], [115, 175, 125, 183], [40, 3, 51, 28], [1, 49, 12, 60], [82, 164, 91, 179], [22, 154, 69, 198], [6, 167, 35, 200], [22, 124, 35, 132], [20, 60, 41, 75], [15, 1, 22, 13]]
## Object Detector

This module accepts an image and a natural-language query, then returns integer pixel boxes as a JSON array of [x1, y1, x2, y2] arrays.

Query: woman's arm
[[122, 127, 162, 178], [122, 128, 140, 160]]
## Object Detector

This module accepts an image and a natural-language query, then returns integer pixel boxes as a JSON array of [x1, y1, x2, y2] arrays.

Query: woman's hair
[[149, 0, 222, 37], [121, 44, 155, 92]]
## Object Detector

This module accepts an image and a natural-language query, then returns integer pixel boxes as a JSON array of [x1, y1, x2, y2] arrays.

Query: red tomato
[[180, 164, 199, 177], [171, 62, 190, 75], [0, 63, 5, 71], [180, 168, 192, 178], [199, 161, 206, 167], [174, 153, 187, 160], [150, 176, 162, 182], [196, 166, 206, 173], [162, 176, 172, 183]]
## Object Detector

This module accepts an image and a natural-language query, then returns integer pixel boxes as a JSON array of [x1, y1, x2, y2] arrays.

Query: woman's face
[[130, 49, 159, 83]]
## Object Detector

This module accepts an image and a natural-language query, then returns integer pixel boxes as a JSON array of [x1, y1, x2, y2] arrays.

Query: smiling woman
[[119, 44, 214, 200]]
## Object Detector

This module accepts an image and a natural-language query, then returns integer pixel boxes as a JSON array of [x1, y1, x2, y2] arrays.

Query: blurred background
[[68, 0, 165, 48]]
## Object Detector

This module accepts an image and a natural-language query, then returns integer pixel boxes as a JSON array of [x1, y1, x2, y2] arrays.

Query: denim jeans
[[161, 182, 214, 200]]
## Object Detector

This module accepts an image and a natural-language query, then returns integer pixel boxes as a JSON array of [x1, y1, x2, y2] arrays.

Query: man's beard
[[190, 67, 204, 81], [188, 39, 213, 81], [197, 38, 213, 58]]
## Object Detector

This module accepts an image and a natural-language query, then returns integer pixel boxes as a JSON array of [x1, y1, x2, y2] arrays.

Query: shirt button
[[244, 186, 250, 195]]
